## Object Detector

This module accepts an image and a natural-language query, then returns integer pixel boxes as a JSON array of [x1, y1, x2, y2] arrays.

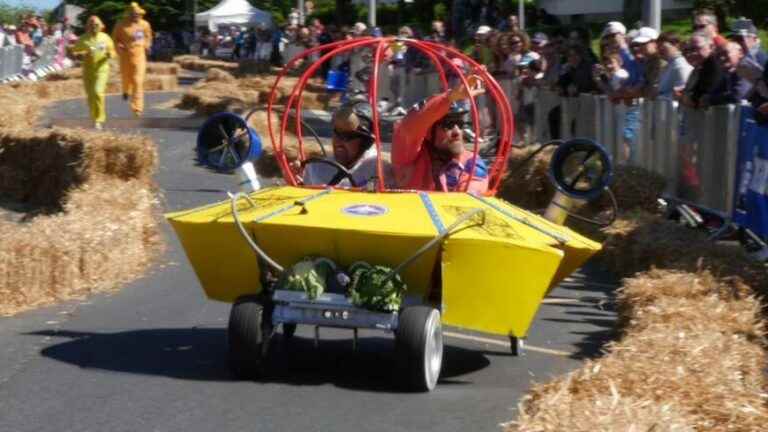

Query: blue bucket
[[326, 69, 349, 92], [196, 112, 262, 172]]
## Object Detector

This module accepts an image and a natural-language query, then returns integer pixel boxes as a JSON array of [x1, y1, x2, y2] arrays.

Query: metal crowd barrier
[[0, 45, 24, 81], [1, 39, 62, 83], [277, 48, 742, 216], [553, 90, 741, 215]]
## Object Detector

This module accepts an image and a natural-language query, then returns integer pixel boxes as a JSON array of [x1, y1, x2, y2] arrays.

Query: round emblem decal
[[342, 204, 388, 217]]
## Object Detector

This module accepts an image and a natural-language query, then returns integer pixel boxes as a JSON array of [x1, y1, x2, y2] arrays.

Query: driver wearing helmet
[[301, 100, 389, 187], [392, 75, 489, 194]]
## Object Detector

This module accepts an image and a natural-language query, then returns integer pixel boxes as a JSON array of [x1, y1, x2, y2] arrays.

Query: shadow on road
[[28, 328, 490, 393]]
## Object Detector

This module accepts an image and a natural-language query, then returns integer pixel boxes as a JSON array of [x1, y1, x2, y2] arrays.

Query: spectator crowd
[[0, 14, 77, 74]]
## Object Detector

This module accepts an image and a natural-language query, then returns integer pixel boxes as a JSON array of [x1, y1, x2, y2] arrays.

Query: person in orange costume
[[112, 2, 153, 116]]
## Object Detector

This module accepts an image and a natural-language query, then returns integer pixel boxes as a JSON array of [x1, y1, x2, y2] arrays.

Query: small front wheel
[[228, 295, 268, 379], [396, 306, 443, 392]]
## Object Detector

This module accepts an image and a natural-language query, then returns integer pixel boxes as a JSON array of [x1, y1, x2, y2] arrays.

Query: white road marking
[[443, 331, 572, 357]]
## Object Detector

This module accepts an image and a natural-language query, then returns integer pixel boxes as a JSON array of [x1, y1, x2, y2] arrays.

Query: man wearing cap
[[113, 2, 153, 117], [600, 21, 642, 89], [466, 26, 493, 66], [299, 101, 388, 188], [731, 18, 767, 66], [392, 76, 489, 194], [627, 27, 666, 99]]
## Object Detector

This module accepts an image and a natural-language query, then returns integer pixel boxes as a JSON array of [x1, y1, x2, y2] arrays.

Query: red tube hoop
[[266, 37, 515, 195], [418, 40, 515, 194]]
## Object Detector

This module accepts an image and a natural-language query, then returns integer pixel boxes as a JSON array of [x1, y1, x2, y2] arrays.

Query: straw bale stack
[[0, 128, 161, 316], [144, 74, 179, 91], [246, 110, 323, 178], [204, 67, 237, 83], [498, 146, 556, 210], [45, 67, 83, 81], [146, 62, 179, 76], [511, 269, 768, 432], [599, 213, 768, 294], [0, 180, 161, 316], [177, 73, 332, 117], [173, 55, 238, 72]]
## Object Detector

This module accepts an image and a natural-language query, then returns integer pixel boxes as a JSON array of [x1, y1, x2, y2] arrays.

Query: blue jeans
[[623, 106, 640, 162]]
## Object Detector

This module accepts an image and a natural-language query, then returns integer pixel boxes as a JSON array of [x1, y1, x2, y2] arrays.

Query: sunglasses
[[693, 23, 708, 30], [438, 119, 466, 130], [333, 128, 365, 141]]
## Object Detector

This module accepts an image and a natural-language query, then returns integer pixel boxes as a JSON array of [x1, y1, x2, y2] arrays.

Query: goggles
[[333, 128, 367, 141], [438, 118, 466, 130]]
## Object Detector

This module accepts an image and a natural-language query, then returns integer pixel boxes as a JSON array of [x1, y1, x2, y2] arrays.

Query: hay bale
[[0, 179, 161, 316], [246, 110, 324, 179], [511, 393, 698, 431], [498, 145, 556, 209], [173, 55, 238, 72], [0, 128, 161, 316], [144, 74, 179, 91], [204, 67, 236, 83], [599, 213, 768, 295], [45, 67, 83, 81], [512, 270, 768, 432], [0, 80, 86, 128], [178, 82, 261, 116], [512, 325, 767, 431], [146, 62, 179, 76]]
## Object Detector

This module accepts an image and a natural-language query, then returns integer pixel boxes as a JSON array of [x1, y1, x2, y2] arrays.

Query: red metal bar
[[271, 38, 378, 185], [266, 37, 515, 195]]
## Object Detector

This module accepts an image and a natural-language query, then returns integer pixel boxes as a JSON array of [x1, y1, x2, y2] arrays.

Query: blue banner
[[733, 106, 768, 239]]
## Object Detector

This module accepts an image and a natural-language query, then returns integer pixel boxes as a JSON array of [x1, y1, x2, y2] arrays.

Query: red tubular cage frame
[[265, 37, 514, 196]]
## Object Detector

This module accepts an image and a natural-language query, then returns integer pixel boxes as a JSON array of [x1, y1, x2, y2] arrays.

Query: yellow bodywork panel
[[166, 186, 602, 338]]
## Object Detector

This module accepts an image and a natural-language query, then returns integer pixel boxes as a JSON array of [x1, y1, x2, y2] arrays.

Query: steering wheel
[[301, 157, 358, 187]]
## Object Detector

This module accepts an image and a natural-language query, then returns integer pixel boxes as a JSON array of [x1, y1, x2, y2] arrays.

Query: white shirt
[[303, 146, 389, 187], [609, 69, 629, 91], [658, 55, 693, 98]]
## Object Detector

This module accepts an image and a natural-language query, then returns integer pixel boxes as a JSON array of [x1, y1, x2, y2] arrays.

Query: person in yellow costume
[[112, 2, 153, 116], [68, 16, 116, 130]]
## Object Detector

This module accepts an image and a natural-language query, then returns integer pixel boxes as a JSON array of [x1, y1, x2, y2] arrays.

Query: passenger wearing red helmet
[[392, 76, 489, 194]]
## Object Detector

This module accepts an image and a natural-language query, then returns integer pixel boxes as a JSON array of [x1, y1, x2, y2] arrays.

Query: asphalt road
[[0, 92, 618, 432]]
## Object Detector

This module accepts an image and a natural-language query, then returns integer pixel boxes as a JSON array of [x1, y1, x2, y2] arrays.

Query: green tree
[[0, 1, 35, 25], [68, 0, 219, 32]]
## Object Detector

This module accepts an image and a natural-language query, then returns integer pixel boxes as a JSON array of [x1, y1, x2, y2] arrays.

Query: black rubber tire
[[228, 295, 266, 379], [395, 306, 443, 392], [283, 323, 297, 339]]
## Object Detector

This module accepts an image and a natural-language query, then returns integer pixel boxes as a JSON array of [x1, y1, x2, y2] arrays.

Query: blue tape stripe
[[254, 188, 333, 223], [468, 194, 568, 244], [419, 192, 446, 234]]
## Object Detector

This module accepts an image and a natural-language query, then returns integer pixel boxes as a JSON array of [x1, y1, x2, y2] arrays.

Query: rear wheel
[[228, 295, 269, 379], [396, 306, 443, 392]]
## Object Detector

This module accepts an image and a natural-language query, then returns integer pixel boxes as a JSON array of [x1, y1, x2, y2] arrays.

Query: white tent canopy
[[195, 0, 273, 32]]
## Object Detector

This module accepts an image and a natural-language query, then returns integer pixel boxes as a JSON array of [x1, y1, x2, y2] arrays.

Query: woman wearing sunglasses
[[391, 75, 489, 194]]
